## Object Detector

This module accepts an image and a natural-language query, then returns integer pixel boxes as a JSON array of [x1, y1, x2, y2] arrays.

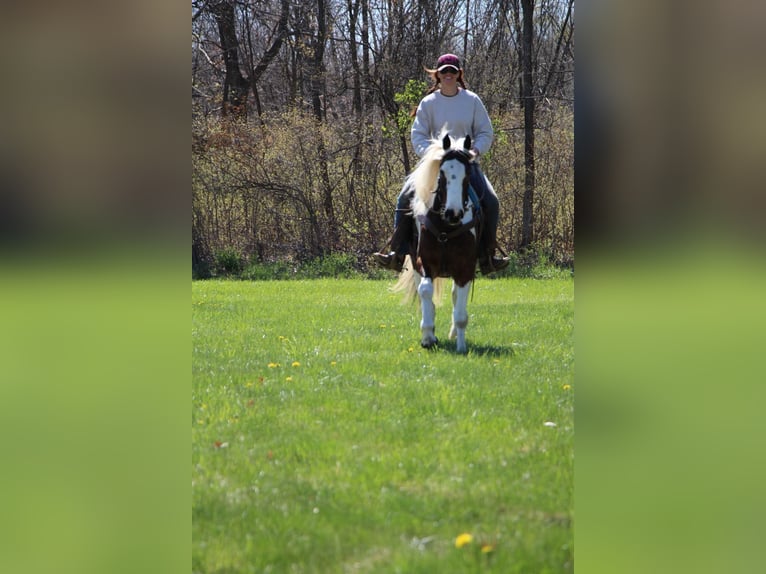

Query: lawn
[[192, 277, 574, 573]]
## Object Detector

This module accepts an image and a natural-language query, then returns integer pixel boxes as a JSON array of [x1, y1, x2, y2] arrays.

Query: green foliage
[[192, 257, 213, 280], [203, 247, 573, 281], [499, 248, 573, 280], [213, 248, 243, 277], [193, 278, 574, 573], [298, 252, 359, 279], [241, 259, 296, 281], [394, 79, 428, 135]]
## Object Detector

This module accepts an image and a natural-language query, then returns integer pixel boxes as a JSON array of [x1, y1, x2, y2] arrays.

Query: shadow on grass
[[427, 339, 516, 357]]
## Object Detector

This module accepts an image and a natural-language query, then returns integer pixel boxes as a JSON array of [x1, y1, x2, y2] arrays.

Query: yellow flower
[[562, 384, 572, 391], [455, 533, 473, 549], [481, 543, 495, 554], [285, 376, 293, 382], [267, 362, 280, 368], [330, 361, 337, 366], [292, 361, 301, 367]]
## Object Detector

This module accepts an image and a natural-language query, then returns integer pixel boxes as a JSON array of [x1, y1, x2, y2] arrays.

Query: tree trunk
[[520, 0, 535, 249], [348, 0, 362, 116], [248, 0, 290, 117], [210, 1, 250, 116], [361, 0, 372, 107], [311, 0, 327, 121]]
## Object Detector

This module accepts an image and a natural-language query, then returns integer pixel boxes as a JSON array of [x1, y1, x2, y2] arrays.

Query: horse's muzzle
[[444, 208, 464, 225]]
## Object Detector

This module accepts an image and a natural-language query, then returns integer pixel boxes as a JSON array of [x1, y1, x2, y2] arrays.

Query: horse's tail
[[391, 256, 446, 306], [391, 256, 419, 303]]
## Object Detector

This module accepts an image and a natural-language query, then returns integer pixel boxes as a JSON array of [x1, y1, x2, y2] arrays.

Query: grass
[[192, 276, 574, 573]]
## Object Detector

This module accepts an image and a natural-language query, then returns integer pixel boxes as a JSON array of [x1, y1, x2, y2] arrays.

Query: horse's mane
[[409, 129, 470, 217]]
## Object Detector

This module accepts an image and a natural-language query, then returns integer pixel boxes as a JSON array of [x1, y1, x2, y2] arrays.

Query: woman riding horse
[[374, 53, 509, 275]]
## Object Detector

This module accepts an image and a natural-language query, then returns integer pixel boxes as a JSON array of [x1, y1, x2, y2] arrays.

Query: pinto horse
[[393, 133, 480, 353]]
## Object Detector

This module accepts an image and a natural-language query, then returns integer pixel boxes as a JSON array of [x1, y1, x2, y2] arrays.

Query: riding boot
[[373, 212, 413, 272], [478, 229, 510, 276]]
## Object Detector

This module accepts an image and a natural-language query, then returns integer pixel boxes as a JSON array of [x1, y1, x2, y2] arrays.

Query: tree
[[520, 0, 536, 249], [209, 1, 250, 116]]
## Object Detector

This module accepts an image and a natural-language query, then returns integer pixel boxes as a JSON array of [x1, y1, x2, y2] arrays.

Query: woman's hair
[[409, 67, 468, 117]]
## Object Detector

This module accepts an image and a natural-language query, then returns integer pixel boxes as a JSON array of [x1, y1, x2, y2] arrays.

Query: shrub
[[299, 253, 359, 279], [241, 260, 295, 281], [214, 248, 243, 276]]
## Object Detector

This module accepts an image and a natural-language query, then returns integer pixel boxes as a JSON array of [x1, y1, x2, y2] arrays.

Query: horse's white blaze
[[441, 158, 468, 217], [449, 282, 471, 353]]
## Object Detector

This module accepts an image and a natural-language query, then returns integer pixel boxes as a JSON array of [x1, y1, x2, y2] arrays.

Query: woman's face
[[438, 66, 459, 87]]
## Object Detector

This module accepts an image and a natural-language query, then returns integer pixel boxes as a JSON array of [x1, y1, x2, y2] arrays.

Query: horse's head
[[435, 134, 474, 226]]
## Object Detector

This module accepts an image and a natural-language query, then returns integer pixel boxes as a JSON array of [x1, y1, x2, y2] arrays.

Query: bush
[[214, 248, 243, 276], [241, 260, 295, 281], [299, 253, 359, 279], [503, 247, 573, 279]]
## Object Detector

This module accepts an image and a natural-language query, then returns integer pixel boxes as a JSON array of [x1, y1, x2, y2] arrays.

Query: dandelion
[[267, 362, 280, 368], [285, 376, 293, 382], [291, 361, 301, 367], [562, 384, 572, 391], [408, 347, 414, 352], [481, 543, 495, 554], [455, 533, 473, 549]]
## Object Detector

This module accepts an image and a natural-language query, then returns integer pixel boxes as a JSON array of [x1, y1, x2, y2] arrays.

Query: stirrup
[[479, 246, 510, 275], [373, 251, 404, 271]]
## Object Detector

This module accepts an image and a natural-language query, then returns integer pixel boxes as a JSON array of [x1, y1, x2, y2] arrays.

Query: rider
[[374, 53, 509, 275]]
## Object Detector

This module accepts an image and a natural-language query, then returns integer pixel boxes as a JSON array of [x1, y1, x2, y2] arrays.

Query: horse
[[393, 132, 480, 354]]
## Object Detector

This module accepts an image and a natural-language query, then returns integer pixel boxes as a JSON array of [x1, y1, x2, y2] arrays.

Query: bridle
[[418, 149, 477, 242]]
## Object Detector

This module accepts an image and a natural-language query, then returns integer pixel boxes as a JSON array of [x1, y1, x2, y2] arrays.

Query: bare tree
[[520, 0, 536, 249]]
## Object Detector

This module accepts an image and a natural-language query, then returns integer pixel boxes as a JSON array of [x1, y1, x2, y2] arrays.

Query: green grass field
[[193, 277, 574, 573]]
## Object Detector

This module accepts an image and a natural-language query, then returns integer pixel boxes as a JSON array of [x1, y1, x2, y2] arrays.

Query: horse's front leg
[[418, 276, 438, 348], [449, 281, 471, 353]]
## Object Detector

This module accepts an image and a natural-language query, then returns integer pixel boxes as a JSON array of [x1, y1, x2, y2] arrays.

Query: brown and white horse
[[393, 132, 479, 353]]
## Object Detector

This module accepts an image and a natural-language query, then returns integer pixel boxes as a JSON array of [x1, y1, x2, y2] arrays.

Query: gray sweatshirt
[[410, 88, 494, 158]]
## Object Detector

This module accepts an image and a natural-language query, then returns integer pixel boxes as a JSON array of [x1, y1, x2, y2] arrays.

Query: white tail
[[391, 256, 446, 305]]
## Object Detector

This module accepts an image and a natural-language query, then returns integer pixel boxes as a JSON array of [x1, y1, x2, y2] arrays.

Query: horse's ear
[[442, 134, 451, 151], [464, 135, 472, 151]]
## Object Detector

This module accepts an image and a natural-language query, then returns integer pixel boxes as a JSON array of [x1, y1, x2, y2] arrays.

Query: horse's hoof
[[421, 337, 438, 349]]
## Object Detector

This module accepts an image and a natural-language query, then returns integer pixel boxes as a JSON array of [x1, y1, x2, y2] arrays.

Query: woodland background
[[192, 0, 574, 277]]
